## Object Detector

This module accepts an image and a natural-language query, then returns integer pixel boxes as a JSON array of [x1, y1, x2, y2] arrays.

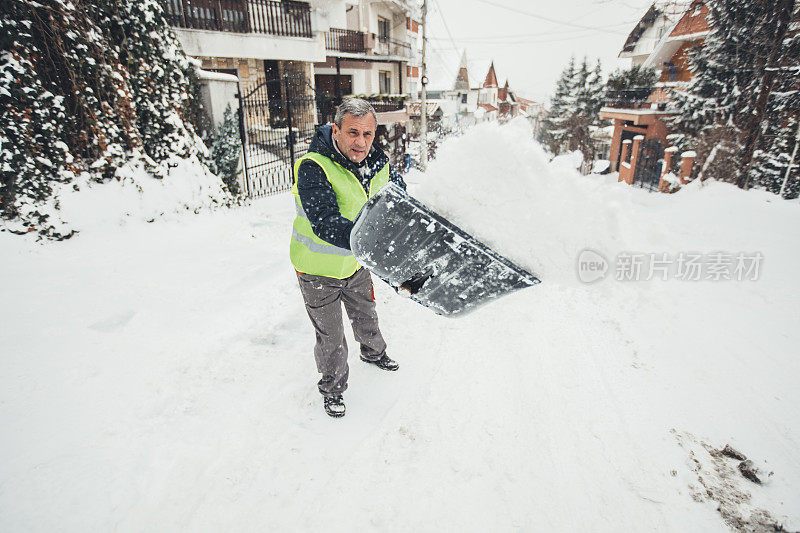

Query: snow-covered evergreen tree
[[0, 0, 220, 238], [540, 56, 606, 158], [211, 105, 242, 197], [670, 0, 799, 194], [539, 57, 576, 154], [107, 0, 202, 164]]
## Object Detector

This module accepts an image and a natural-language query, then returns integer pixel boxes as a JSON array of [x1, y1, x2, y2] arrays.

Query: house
[[599, 0, 709, 188], [165, 0, 328, 197], [166, 0, 322, 91], [314, 0, 421, 166], [165, 0, 419, 195], [517, 96, 546, 136], [314, 1, 419, 119]]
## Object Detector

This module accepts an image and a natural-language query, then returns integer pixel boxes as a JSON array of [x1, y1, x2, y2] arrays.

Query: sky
[[422, 0, 662, 102]]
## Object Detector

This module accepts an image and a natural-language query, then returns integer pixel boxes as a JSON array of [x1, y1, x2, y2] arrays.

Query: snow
[[51, 156, 229, 233], [198, 69, 239, 83], [2, 121, 800, 531]]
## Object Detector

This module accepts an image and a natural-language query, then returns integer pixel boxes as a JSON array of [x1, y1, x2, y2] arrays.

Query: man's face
[[332, 112, 376, 164]]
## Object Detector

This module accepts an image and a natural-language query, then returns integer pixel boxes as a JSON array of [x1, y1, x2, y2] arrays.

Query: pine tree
[[670, 0, 799, 192], [539, 56, 576, 154], [539, 56, 606, 159], [585, 59, 606, 121], [210, 105, 242, 197]]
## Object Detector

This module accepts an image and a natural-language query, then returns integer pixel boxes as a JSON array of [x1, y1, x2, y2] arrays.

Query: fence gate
[[633, 138, 665, 192], [238, 72, 317, 197]]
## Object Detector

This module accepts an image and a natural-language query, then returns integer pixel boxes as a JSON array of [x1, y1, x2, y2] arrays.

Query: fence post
[[662, 147, 676, 178], [236, 86, 250, 197], [619, 139, 632, 183], [680, 151, 696, 184], [284, 74, 296, 173]]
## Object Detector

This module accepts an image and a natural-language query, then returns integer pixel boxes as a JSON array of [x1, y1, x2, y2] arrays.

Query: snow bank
[[414, 119, 635, 284], [413, 119, 794, 287], [1, 129, 799, 530], [55, 155, 230, 233]]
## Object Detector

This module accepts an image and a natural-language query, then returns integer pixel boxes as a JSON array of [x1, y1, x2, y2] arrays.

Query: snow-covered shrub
[[0, 0, 227, 239], [210, 105, 242, 197]]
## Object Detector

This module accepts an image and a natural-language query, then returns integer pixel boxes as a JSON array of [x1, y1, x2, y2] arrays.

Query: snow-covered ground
[[1, 121, 799, 531]]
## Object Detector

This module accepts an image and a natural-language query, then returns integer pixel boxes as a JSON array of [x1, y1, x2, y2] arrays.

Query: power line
[[433, 0, 460, 52], [426, 19, 640, 43], [472, 0, 633, 34]]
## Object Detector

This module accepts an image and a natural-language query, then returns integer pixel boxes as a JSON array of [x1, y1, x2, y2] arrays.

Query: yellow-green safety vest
[[290, 151, 390, 279]]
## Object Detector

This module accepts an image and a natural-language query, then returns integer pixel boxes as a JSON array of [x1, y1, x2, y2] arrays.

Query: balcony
[[165, 0, 313, 38], [374, 37, 412, 58], [600, 87, 670, 113], [325, 28, 367, 54], [364, 95, 406, 113], [325, 28, 412, 59]]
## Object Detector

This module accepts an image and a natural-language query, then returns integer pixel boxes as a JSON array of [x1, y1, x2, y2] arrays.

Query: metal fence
[[238, 73, 317, 197], [236, 74, 409, 198], [632, 138, 665, 191], [165, 0, 313, 37]]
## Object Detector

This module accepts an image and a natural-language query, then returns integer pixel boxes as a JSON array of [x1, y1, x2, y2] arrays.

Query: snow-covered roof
[[619, 1, 689, 59], [483, 62, 498, 88], [407, 100, 447, 117]]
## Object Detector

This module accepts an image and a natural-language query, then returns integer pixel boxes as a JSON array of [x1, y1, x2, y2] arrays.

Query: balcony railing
[[165, 0, 313, 38], [325, 28, 413, 58], [375, 37, 412, 58], [325, 28, 367, 53], [363, 95, 406, 113], [602, 87, 670, 111]]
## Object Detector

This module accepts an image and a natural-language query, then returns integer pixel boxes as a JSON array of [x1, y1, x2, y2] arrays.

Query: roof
[[483, 61, 498, 88], [407, 101, 443, 117], [620, 1, 689, 56], [497, 80, 509, 102], [453, 50, 470, 91], [643, 1, 710, 68], [478, 103, 498, 112], [620, 4, 661, 54]]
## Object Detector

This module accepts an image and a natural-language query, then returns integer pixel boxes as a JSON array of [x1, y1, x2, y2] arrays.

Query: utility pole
[[779, 120, 800, 198], [420, 0, 428, 171]]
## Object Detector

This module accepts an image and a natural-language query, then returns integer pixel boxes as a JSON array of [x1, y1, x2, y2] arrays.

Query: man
[[290, 98, 406, 418]]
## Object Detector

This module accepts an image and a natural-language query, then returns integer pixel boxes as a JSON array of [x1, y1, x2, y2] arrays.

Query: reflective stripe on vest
[[290, 151, 390, 279]]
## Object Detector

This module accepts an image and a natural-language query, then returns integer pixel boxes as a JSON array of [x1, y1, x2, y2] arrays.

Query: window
[[378, 17, 390, 42], [379, 70, 391, 94]]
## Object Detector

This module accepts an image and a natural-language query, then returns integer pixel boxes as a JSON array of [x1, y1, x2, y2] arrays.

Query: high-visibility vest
[[290, 151, 390, 279]]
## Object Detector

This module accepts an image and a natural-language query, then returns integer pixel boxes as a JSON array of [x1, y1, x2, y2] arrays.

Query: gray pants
[[296, 267, 387, 398]]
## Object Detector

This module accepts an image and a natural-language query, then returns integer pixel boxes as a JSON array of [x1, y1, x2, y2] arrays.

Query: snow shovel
[[350, 183, 541, 317]]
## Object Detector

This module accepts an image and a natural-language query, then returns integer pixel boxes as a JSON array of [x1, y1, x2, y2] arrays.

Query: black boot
[[360, 353, 399, 371], [323, 395, 345, 417]]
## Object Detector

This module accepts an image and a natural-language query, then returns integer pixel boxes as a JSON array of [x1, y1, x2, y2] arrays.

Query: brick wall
[[671, 1, 710, 37], [200, 57, 264, 85]]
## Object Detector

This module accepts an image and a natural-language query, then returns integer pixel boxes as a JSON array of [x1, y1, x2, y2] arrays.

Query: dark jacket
[[296, 124, 406, 250]]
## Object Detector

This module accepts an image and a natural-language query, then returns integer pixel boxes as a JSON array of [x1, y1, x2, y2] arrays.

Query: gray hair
[[334, 97, 377, 128]]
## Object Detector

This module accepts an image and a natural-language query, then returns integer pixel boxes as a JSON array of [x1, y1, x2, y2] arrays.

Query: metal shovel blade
[[351, 183, 541, 316]]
